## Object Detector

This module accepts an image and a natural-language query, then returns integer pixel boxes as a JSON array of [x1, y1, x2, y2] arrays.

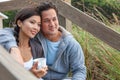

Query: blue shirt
[[46, 39, 61, 66]]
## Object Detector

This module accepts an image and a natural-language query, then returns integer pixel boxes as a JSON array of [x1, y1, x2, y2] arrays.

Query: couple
[[0, 1, 86, 80]]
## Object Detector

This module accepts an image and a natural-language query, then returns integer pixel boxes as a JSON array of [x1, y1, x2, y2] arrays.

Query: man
[[0, 2, 86, 80]]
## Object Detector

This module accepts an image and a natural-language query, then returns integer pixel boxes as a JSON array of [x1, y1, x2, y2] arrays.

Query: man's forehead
[[41, 9, 57, 18]]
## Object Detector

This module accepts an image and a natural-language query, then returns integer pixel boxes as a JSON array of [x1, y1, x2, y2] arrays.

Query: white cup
[[33, 58, 46, 70]]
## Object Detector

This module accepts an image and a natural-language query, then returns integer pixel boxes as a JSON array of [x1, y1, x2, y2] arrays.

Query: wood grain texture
[[0, 45, 38, 80], [0, 0, 48, 12]]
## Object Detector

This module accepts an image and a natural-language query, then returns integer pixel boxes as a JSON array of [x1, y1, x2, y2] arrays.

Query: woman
[[4, 7, 47, 79]]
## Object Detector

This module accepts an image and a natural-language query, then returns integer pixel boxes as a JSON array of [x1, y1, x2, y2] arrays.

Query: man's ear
[[17, 20, 22, 27]]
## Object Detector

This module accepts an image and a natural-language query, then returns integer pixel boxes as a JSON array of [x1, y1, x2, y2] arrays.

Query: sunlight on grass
[[71, 25, 120, 80]]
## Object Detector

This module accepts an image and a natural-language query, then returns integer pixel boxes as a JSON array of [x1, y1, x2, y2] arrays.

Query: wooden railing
[[0, 0, 120, 79], [0, 45, 38, 80]]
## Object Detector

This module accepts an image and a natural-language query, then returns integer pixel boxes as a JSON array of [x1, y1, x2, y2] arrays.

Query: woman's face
[[18, 15, 41, 38]]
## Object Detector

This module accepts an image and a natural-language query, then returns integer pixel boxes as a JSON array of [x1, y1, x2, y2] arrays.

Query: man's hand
[[10, 47, 24, 66], [30, 62, 48, 78]]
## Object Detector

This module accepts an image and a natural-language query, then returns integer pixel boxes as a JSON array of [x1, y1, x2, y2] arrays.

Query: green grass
[[71, 1, 120, 79], [71, 25, 120, 80], [72, 0, 120, 24]]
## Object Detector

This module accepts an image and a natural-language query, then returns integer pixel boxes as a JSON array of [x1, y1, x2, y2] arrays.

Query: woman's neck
[[18, 31, 32, 62], [18, 31, 30, 48]]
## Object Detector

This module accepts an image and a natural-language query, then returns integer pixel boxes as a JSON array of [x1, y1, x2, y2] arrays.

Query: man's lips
[[49, 28, 55, 31]]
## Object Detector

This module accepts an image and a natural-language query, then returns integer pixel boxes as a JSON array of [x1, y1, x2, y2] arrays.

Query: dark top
[[30, 38, 44, 59]]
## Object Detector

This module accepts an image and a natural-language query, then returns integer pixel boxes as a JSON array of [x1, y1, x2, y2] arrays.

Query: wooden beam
[[0, 45, 38, 80], [58, 0, 72, 32], [0, 0, 49, 12], [54, 0, 120, 51]]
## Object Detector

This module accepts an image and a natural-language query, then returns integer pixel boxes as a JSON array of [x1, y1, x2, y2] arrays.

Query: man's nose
[[49, 20, 54, 27]]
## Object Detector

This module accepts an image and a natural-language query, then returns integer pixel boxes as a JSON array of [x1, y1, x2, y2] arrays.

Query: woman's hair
[[14, 7, 40, 44]]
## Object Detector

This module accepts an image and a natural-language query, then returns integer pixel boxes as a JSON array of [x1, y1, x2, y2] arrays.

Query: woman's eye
[[30, 21, 35, 24]]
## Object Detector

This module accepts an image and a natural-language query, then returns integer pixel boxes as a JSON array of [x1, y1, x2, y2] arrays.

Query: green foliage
[[3, 10, 17, 28], [71, 1, 120, 79], [71, 0, 120, 79], [71, 25, 120, 80], [71, 0, 120, 24]]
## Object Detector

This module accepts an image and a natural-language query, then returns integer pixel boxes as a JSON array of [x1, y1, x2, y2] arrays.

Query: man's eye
[[53, 18, 56, 21], [43, 20, 49, 23]]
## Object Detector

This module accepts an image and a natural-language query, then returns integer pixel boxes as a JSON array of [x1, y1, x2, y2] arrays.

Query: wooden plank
[[54, 0, 120, 51], [0, 45, 38, 80], [58, 0, 72, 32], [0, 0, 49, 12]]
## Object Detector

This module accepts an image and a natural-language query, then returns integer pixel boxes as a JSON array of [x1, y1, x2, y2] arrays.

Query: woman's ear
[[17, 20, 22, 28]]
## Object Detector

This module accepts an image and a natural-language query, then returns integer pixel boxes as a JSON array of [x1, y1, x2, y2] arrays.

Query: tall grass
[[71, 1, 120, 79], [72, 0, 120, 24], [71, 25, 120, 80]]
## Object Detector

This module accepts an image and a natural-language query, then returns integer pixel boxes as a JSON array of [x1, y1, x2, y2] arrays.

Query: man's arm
[[0, 28, 17, 51], [69, 40, 86, 80], [0, 28, 24, 65], [59, 26, 86, 79]]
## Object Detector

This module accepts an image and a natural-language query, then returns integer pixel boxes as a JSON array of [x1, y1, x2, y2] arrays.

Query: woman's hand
[[30, 62, 48, 78]]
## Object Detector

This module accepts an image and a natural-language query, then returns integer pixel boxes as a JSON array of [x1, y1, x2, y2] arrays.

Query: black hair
[[37, 2, 58, 17], [14, 7, 40, 44]]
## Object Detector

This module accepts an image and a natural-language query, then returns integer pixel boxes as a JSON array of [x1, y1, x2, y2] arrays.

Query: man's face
[[41, 9, 59, 37]]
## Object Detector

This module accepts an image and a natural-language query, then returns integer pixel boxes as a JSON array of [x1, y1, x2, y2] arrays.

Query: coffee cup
[[33, 58, 46, 70]]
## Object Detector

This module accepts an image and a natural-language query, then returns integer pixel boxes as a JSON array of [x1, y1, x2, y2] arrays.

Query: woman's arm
[[10, 47, 24, 66]]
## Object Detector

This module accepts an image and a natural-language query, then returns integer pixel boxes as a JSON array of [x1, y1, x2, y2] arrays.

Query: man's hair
[[37, 2, 58, 16]]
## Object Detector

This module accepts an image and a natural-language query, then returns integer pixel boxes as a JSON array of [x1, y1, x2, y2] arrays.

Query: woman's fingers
[[30, 65, 48, 78], [36, 69, 47, 78], [32, 62, 38, 69]]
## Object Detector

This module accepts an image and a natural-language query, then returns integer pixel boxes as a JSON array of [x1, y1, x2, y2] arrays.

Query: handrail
[[0, 45, 38, 80]]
